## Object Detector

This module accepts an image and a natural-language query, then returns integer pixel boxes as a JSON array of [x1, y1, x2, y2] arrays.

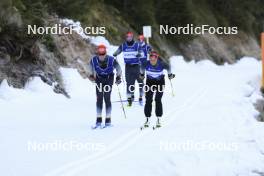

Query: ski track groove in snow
[[44, 87, 208, 176]]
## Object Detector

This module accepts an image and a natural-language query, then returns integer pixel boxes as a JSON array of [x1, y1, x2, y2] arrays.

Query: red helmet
[[97, 44, 106, 55], [126, 31, 134, 37], [126, 31, 134, 42], [138, 35, 145, 42], [150, 51, 159, 59]]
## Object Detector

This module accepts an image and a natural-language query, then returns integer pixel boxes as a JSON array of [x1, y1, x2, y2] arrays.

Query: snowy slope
[[0, 20, 264, 176]]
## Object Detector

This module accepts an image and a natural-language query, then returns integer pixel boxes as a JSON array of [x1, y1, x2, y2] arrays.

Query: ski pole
[[169, 79, 175, 97], [114, 56, 126, 84], [117, 85, 127, 119]]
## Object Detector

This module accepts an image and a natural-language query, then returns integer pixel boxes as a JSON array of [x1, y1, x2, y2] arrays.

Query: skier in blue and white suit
[[113, 31, 143, 106], [139, 51, 175, 128], [88, 44, 122, 128], [138, 34, 152, 64]]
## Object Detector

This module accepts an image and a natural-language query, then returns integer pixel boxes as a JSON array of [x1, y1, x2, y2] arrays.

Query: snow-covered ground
[[1, 20, 264, 176]]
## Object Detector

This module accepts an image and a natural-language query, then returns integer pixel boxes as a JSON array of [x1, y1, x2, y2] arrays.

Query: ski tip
[[91, 126, 98, 130], [140, 125, 149, 130], [91, 124, 103, 130], [140, 126, 146, 130], [102, 124, 114, 129], [152, 126, 161, 130]]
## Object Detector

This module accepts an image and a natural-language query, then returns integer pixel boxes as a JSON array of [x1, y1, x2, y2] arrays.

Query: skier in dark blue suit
[[113, 32, 143, 106], [138, 35, 152, 64], [88, 44, 122, 128], [140, 51, 175, 128]]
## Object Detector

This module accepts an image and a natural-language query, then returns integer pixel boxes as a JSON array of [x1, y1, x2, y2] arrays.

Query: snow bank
[[25, 77, 55, 93], [61, 19, 91, 40]]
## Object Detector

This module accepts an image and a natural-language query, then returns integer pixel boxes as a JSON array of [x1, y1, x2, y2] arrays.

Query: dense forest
[[2, 0, 264, 40], [1, 0, 264, 53]]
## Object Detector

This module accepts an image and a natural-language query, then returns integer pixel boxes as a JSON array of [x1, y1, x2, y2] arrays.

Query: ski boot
[[153, 117, 162, 130], [139, 96, 143, 106], [131, 95, 135, 101], [92, 117, 102, 129], [127, 97, 132, 107], [140, 117, 150, 130], [104, 118, 112, 128]]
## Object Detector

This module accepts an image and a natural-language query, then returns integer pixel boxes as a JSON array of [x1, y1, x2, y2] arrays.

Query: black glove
[[168, 73, 175, 80], [89, 75, 96, 83], [113, 53, 117, 57], [139, 73, 145, 80], [115, 76, 121, 85], [136, 53, 141, 58]]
